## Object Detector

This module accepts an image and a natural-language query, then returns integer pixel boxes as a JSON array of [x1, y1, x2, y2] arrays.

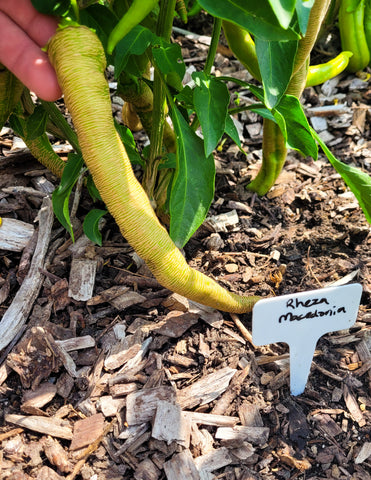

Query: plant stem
[[71, 0, 80, 22], [146, 0, 177, 201], [204, 16, 222, 75], [191, 16, 222, 131]]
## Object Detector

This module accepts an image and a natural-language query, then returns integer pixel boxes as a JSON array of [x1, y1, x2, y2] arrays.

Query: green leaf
[[31, 0, 70, 16], [83, 209, 107, 246], [8, 113, 26, 138], [268, 0, 296, 29], [52, 153, 84, 240], [159, 152, 177, 169], [25, 105, 48, 141], [80, 4, 118, 52], [176, 85, 194, 109], [225, 115, 242, 148], [152, 40, 185, 80], [115, 123, 145, 167], [86, 175, 102, 202], [192, 72, 230, 157], [245, 104, 276, 122], [197, 0, 300, 40], [114, 25, 154, 77], [255, 38, 298, 108], [273, 95, 317, 158], [311, 129, 371, 224], [169, 106, 215, 247], [295, 0, 314, 35]]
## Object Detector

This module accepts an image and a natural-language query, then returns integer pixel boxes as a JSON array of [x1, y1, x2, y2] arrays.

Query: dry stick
[[66, 420, 115, 480], [17, 229, 39, 284], [0, 428, 24, 442], [229, 313, 256, 348], [211, 364, 251, 415], [305, 246, 323, 288], [0, 197, 54, 351]]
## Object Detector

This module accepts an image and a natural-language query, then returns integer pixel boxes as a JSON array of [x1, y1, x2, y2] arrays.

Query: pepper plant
[[0, 0, 370, 313]]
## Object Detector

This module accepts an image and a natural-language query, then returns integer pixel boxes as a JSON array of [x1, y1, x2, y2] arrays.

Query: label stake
[[252, 284, 362, 395]]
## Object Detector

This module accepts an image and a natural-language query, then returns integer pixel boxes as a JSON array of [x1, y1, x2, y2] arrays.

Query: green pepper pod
[[175, 0, 187, 22], [338, 0, 370, 72], [247, 118, 287, 196], [222, 21, 262, 82], [306, 51, 353, 87], [107, 0, 159, 54], [24, 134, 66, 178], [364, 0, 371, 63]]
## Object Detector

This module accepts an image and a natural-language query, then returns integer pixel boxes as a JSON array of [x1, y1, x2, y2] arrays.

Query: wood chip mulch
[[0, 24, 371, 480]]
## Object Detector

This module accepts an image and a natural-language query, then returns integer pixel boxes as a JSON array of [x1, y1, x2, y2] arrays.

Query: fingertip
[[21, 53, 62, 101], [33, 75, 62, 102], [36, 87, 63, 102], [0, 12, 62, 102]]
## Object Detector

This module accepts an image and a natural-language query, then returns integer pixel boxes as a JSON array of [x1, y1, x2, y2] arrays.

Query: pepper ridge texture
[[48, 25, 260, 313], [0, 64, 24, 129], [23, 134, 65, 178]]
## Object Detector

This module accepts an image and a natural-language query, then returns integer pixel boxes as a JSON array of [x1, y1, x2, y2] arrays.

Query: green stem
[[191, 16, 222, 131], [204, 16, 222, 75], [229, 104, 265, 116], [146, 0, 177, 200], [71, 0, 80, 22]]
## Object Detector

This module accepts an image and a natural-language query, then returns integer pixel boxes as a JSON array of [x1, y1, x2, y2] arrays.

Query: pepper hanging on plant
[[338, 0, 370, 72], [107, 0, 160, 54], [48, 25, 260, 313], [222, 22, 353, 87]]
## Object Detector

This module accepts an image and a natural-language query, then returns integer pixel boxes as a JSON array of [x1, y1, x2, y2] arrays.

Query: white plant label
[[252, 283, 362, 396]]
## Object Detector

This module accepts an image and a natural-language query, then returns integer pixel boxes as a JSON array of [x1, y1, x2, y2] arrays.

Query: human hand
[[0, 0, 62, 101]]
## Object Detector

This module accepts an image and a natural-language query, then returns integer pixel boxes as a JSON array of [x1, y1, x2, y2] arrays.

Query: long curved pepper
[[48, 26, 260, 313]]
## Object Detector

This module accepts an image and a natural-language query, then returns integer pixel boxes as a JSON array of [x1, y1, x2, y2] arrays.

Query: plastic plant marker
[[252, 284, 362, 396]]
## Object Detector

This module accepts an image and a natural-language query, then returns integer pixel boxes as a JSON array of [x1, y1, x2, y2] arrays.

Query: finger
[[0, 12, 61, 101], [0, 0, 58, 47]]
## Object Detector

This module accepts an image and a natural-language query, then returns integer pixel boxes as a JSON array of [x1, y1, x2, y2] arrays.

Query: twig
[[66, 420, 115, 480], [0, 428, 24, 442], [0, 197, 54, 351], [229, 313, 256, 348], [305, 246, 323, 288], [211, 364, 251, 415], [1, 186, 47, 198]]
